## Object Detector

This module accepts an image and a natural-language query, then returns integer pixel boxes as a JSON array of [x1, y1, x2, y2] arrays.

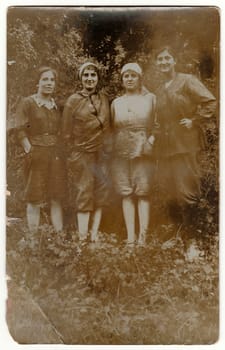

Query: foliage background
[[7, 7, 219, 123], [7, 6, 219, 221], [6, 6, 219, 345]]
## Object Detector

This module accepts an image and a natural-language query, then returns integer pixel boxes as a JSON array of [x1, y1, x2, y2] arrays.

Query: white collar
[[32, 94, 57, 110]]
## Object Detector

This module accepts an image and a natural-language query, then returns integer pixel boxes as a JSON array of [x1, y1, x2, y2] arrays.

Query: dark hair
[[154, 46, 176, 60], [36, 66, 58, 84]]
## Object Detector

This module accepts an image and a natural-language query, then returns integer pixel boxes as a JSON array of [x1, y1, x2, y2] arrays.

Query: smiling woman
[[80, 66, 99, 92], [155, 46, 176, 74], [15, 66, 66, 235], [38, 70, 56, 95], [154, 46, 217, 231], [62, 62, 110, 242]]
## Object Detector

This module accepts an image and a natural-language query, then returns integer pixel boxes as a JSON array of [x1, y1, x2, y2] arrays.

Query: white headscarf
[[78, 62, 99, 79], [121, 63, 142, 76]]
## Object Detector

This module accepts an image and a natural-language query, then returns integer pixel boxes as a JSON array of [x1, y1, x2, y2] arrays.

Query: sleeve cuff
[[17, 129, 27, 142]]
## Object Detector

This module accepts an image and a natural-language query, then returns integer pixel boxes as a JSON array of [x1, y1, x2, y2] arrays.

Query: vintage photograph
[[6, 6, 219, 345]]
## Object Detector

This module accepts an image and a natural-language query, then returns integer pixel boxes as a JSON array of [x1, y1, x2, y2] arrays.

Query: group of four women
[[16, 47, 217, 246]]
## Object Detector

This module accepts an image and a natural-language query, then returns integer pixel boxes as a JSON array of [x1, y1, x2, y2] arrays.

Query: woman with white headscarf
[[111, 63, 157, 246], [62, 62, 110, 242]]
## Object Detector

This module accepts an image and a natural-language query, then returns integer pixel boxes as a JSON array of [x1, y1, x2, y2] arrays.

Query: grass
[[6, 217, 219, 345]]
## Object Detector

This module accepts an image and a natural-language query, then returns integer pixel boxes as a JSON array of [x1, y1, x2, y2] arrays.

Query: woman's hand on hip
[[179, 118, 193, 129], [147, 135, 155, 145], [21, 137, 32, 153]]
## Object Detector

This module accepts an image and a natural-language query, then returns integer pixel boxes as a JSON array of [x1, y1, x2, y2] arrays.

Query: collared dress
[[62, 90, 110, 211], [16, 94, 66, 204], [111, 89, 157, 197], [155, 72, 217, 205]]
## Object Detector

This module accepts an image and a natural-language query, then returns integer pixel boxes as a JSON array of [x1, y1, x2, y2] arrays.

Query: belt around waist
[[30, 134, 57, 146], [115, 126, 149, 132]]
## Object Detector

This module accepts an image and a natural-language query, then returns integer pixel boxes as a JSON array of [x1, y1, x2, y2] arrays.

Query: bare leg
[[50, 200, 63, 232], [77, 211, 90, 240], [27, 203, 40, 234], [137, 198, 150, 245], [122, 196, 136, 244], [90, 207, 102, 242]]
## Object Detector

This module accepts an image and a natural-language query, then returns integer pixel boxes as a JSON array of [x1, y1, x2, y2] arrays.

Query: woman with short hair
[[154, 46, 217, 225], [16, 66, 66, 234]]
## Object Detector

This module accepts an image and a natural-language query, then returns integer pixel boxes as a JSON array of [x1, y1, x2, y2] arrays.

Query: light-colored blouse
[[111, 89, 156, 159]]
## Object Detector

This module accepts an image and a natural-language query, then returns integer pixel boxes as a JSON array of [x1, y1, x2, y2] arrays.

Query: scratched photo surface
[[6, 6, 219, 345]]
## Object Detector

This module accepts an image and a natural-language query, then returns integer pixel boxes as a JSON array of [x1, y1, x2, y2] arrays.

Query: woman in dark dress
[[16, 66, 66, 234], [154, 46, 217, 225], [62, 62, 110, 242]]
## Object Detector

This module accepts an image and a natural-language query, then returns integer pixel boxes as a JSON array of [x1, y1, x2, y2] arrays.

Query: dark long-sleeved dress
[[155, 72, 216, 206], [16, 94, 66, 204], [62, 90, 110, 211]]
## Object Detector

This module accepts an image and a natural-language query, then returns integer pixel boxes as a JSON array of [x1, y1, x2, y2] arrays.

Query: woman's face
[[156, 49, 176, 74], [122, 70, 140, 92], [38, 70, 56, 96], [81, 67, 98, 92]]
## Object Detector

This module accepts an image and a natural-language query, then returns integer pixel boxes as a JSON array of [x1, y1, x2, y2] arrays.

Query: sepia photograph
[[5, 5, 219, 345]]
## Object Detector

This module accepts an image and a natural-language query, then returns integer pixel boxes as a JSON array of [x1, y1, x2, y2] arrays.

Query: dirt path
[[7, 280, 64, 344]]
